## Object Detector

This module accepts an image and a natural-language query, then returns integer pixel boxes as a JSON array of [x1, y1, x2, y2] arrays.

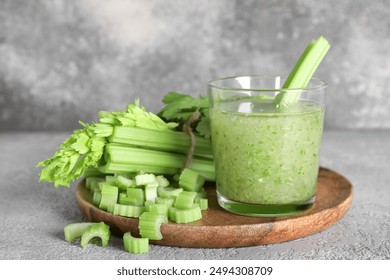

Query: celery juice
[[210, 99, 324, 215]]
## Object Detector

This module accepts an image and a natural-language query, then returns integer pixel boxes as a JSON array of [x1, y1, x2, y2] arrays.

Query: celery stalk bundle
[[38, 98, 214, 188]]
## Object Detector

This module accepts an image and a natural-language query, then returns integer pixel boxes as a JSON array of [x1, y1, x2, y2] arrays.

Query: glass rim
[[208, 74, 327, 92]]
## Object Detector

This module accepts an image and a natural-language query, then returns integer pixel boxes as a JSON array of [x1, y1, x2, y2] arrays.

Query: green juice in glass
[[210, 98, 324, 216]]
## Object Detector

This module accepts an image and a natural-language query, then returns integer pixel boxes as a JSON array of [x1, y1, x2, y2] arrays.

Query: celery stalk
[[64, 223, 92, 242], [109, 126, 213, 157], [80, 222, 111, 248], [169, 206, 202, 223], [102, 144, 215, 181], [275, 36, 330, 107]]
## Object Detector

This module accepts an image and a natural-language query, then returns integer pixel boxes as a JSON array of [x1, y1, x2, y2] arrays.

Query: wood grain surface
[[76, 167, 353, 248]]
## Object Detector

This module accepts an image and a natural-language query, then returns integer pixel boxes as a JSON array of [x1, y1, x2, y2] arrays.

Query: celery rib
[[109, 126, 213, 157], [275, 35, 330, 107], [102, 144, 215, 181]]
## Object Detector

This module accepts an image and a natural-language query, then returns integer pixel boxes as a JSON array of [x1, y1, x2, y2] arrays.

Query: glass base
[[217, 192, 315, 217]]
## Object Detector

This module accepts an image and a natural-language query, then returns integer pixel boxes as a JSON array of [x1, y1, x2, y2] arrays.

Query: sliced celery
[[174, 191, 197, 209], [196, 187, 207, 199], [111, 203, 144, 218], [99, 185, 119, 211], [157, 186, 183, 198], [169, 206, 202, 223], [156, 175, 170, 188], [80, 222, 111, 248], [114, 175, 135, 190], [64, 222, 92, 242], [138, 212, 168, 240], [144, 185, 158, 203], [125, 188, 145, 206], [135, 173, 157, 186], [178, 168, 205, 192], [155, 197, 175, 208], [109, 126, 213, 157], [105, 175, 116, 182], [92, 191, 102, 207], [85, 177, 104, 190], [145, 201, 169, 218], [123, 232, 149, 254]]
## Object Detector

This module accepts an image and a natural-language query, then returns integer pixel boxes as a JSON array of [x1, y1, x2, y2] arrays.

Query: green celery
[[174, 191, 197, 209], [99, 185, 119, 211], [178, 168, 205, 192], [156, 175, 170, 188], [123, 232, 149, 254], [144, 185, 158, 203], [86, 177, 104, 190], [125, 188, 145, 206], [64, 223, 92, 242], [135, 174, 157, 186], [92, 191, 102, 206], [114, 175, 135, 190], [102, 144, 215, 181], [145, 201, 169, 218], [80, 222, 111, 248], [157, 186, 183, 198], [169, 206, 202, 223], [138, 212, 168, 240], [195, 197, 208, 210], [155, 197, 175, 208], [111, 203, 144, 218]]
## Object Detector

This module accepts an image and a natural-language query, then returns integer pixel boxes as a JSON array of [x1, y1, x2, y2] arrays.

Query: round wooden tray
[[76, 167, 353, 248]]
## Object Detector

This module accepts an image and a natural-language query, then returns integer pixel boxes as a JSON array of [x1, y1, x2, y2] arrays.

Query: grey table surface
[[0, 130, 389, 260]]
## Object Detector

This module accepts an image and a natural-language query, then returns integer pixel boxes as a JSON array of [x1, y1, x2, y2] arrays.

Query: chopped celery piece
[[103, 144, 215, 181], [80, 222, 111, 248], [144, 185, 158, 203], [123, 232, 149, 254], [169, 206, 202, 223], [111, 203, 144, 218], [156, 175, 170, 188], [155, 197, 175, 208], [196, 187, 207, 199], [178, 168, 205, 192], [145, 201, 169, 218], [92, 191, 102, 206], [195, 197, 208, 210], [105, 175, 116, 182], [174, 191, 197, 209], [157, 186, 183, 198], [109, 126, 213, 157], [125, 188, 145, 206], [135, 173, 157, 186], [101, 162, 179, 177], [86, 177, 104, 190], [64, 222, 92, 242], [99, 185, 119, 211], [115, 175, 135, 190], [138, 212, 168, 240], [275, 35, 330, 107]]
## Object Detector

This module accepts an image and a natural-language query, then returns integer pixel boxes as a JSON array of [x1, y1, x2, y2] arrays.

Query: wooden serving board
[[76, 167, 353, 248]]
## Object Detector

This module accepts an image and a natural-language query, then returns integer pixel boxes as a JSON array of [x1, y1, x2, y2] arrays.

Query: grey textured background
[[1, 0, 390, 131]]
